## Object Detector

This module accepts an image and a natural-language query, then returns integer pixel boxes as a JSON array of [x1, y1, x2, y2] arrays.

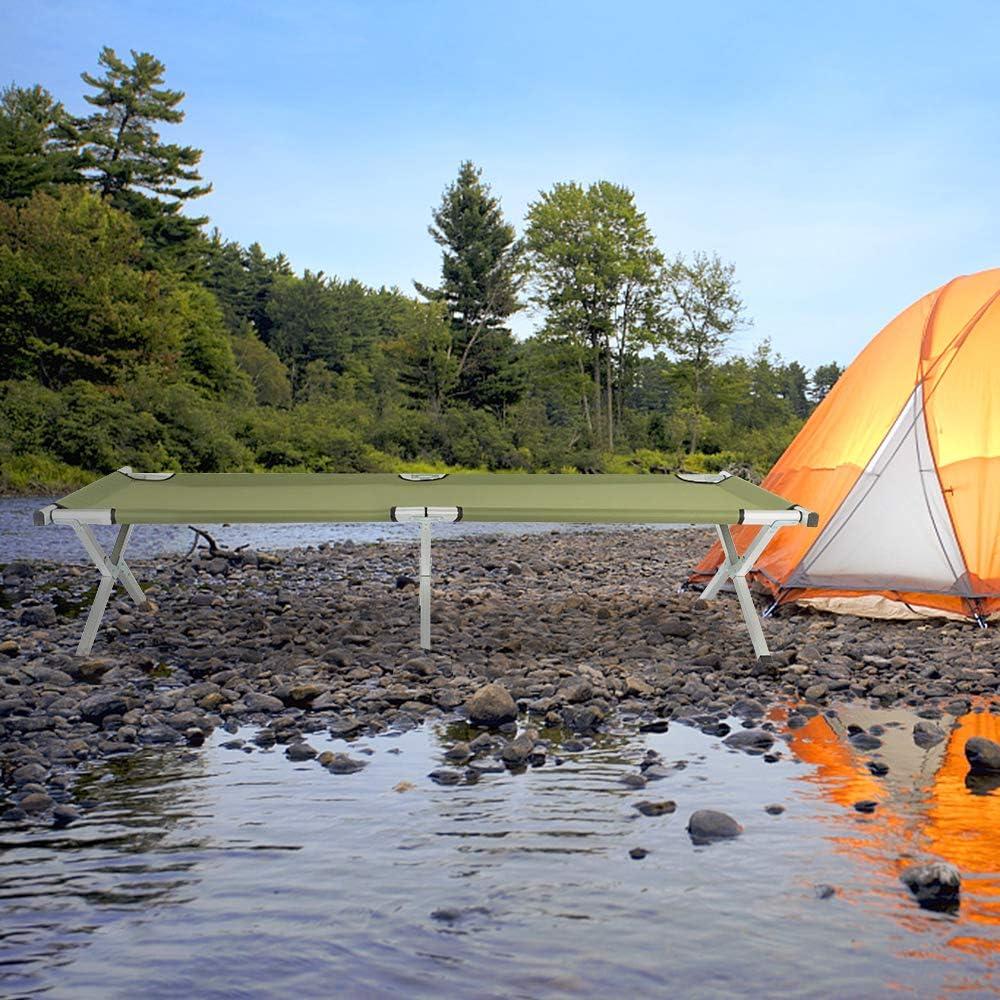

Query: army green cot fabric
[[48, 471, 796, 525]]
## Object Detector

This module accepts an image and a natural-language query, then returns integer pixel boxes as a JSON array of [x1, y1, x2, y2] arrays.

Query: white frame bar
[[70, 521, 148, 656], [699, 520, 787, 658]]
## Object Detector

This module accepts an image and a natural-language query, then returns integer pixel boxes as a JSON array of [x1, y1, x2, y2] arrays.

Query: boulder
[[243, 692, 285, 714], [965, 736, 1000, 773], [465, 683, 517, 726], [900, 862, 961, 911], [687, 809, 742, 843]]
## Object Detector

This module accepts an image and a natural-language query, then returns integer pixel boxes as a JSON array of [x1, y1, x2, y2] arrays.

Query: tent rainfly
[[691, 267, 1000, 622]]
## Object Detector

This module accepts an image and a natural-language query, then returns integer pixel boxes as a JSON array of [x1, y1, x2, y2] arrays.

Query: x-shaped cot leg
[[71, 522, 147, 656], [699, 522, 782, 659]]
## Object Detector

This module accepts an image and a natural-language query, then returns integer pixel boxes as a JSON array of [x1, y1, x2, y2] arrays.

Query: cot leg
[[71, 522, 146, 656], [698, 523, 782, 659], [419, 517, 432, 650]]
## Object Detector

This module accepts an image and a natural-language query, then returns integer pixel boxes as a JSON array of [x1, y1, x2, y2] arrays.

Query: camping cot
[[33, 468, 818, 658]]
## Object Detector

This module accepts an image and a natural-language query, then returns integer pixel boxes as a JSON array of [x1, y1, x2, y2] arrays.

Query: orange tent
[[691, 268, 1000, 621]]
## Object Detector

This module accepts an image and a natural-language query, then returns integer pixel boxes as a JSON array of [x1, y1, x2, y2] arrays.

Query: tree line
[[0, 47, 843, 492]]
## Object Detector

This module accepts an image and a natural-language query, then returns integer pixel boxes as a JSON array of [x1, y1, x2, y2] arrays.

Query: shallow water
[[2, 709, 998, 998], [0, 497, 663, 563]]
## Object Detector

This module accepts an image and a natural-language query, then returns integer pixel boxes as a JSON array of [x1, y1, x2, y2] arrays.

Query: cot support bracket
[[390, 506, 462, 650], [70, 522, 148, 656], [699, 521, 785, 659]]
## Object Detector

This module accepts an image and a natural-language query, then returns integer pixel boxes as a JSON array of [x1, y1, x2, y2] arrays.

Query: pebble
[[764, 804, 785, 815], [628, 847, 649, 860], [634, 800, 676, 816], [853, 800, 878, 814], [285, 742, 318, 761], [913, 720, 947, 749]]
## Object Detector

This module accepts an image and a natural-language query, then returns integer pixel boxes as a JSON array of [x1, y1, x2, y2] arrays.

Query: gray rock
[[285, 742, 317, 761], [318, 752, 367, 774], [20, 605, 56, 627], [52, 804, 81, 827], [429, 768, 463, 786], [19, 791, 54, 814], [443, 741, 471, 762], [849, 732, 883, 751], [900, 861, 961, 911], [764, 803, 785, 815], [139, 723, 181, 745], [78, 692, 127, 722], [853, 799, 878, 813], [687, 809, 742, 843], [913, 720, 946, 749], [12, 762, 47, 785], [804, 683, 828, 702], [500, 732, 535, 765], [965, 736, 1000, 773], [723, 728, 775, 752], [815, 884, 837, 899], [629, 847, 649, 860], [465, 683, 517, 726], [243, 692, 285, 714], [634, 800, 676, 817]]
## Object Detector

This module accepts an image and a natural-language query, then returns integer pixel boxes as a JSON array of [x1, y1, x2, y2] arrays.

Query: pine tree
[[75, 47, 210, 262], [415, 161, 522, 414], [0, 84, 81, 200], [78, 47, 209, 203]]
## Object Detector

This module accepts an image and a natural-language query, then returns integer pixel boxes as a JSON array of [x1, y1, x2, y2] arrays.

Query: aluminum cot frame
[[34, 469, 817, 660]]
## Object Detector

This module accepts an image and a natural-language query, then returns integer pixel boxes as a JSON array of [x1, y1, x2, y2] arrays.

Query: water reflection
[[0, 708, 997, 997], [779, 705, 1000, 962]]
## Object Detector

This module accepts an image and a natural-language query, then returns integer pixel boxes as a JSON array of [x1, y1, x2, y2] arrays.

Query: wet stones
[[900, 861, 961, 912], [687, 809, 742, 843], [964, 736, 1000, 773], [465, 683, 517, 726], [285, 742, 318, 761]]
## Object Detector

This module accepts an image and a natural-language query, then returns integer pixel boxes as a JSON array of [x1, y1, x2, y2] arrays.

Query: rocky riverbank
[[1, 528, 998, 825]]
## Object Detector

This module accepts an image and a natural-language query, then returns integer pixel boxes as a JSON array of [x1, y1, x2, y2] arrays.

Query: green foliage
[[811, 361, 844, 403], [524, 180, 664, 449], [416, 161, 523, 413], [0, 84, 81, 200], [0, 187, 178, 386], [0, 45, 837, 495]]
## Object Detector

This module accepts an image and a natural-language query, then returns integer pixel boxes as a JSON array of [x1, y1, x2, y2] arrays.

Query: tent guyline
[[34, 468, 818, 659]]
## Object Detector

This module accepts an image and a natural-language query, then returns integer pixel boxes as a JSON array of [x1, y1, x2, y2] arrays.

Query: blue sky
[[5, 0, 1000, 369]]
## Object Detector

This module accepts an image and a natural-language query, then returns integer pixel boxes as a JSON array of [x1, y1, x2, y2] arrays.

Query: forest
[[0, 47, 844, 493]]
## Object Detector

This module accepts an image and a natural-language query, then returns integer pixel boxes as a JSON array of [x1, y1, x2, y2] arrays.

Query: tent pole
[[419, 517, 432, 650]]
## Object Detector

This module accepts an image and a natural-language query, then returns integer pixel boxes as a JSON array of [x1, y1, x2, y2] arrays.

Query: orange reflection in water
[[777, 706, 1000, 963]]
